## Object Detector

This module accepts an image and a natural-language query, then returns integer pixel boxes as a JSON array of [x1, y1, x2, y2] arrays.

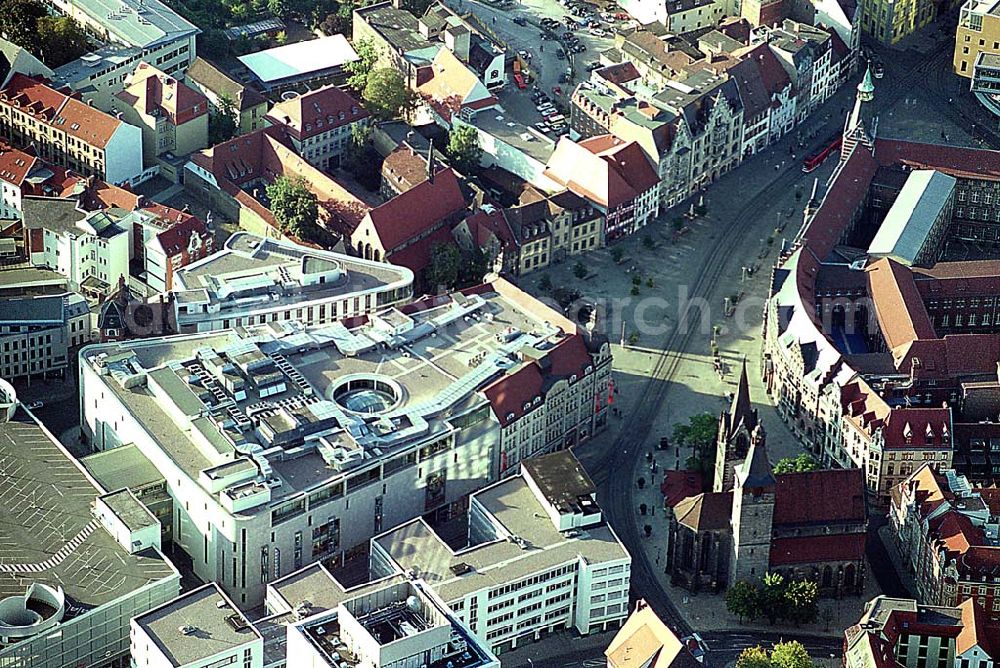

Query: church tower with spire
[[841, 65, 878, 162], [728, 431, 775, 587], [714, 360, 759, 493]]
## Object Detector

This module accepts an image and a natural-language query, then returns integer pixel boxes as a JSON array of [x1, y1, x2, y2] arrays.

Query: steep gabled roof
[[365, 167, 466, 252]]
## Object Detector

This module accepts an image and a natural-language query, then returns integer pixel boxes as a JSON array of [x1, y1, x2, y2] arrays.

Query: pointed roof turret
[[737, 434, 775, 490], [729, 359, 757, 433], [857, 65, 875, 102]]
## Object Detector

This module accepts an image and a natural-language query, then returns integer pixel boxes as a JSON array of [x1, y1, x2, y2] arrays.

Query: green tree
[[460, 245, 493, 285], [784, 580, 819, 626], [267, 0, 288, 17], [362, 68, 416, 121], [573, 261, 587, 279], [539, 274, 553, 291], [0, 0, 46, 54], [725, 580, 759, 623], [736, 646, 772, 668], [426, 242, 461, 291], [346, 37, 379, 91], [770, 641, 814, 668], [672, 413, 719, 457], [36, 16, 89, 67], [343, 123, 381, 190], [773, 453, 819, 474], [265, 175, 319, 242], [759, 572, 787, 625], [446, 125, 482, 175], [209, 93, 239, 145]]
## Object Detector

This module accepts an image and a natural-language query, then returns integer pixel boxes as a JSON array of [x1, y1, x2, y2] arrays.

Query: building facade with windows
[[0, 74, 144, 186], [0, 269, 89, 380], [265, 86, 370, 172], [890, 464, 1000, 619], [371, 451, 632, 653]]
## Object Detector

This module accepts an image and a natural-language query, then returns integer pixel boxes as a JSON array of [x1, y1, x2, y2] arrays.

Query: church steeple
[[729, 359, 755, 434], [714, 359, 760, 493], [736, 428, 775, 491], [842, 65, 878, 161]]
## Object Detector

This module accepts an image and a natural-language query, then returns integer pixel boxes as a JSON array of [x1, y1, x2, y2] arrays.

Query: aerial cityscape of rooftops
[[4, 0, 1000, 662]]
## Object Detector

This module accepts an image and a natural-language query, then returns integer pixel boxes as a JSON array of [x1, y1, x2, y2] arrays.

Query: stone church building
[[665, 364, 869, 595]]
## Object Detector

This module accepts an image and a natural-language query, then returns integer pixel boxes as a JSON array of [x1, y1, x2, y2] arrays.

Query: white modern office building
[[79, 279, 611, 607], [371, 451, 632, 653], [131, 583, 263, 668], [169, 232, 414, 333]]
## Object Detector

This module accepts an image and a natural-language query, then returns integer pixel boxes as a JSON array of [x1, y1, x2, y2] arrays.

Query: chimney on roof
[[427, 137, 435, 183]]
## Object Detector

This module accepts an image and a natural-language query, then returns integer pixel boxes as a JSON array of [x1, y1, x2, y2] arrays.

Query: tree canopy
[[209, 93, 239, 145], [362, 68, 417, 121], [0, 0, 90, 68], [265, 176, 320, 243], [726, 574, 819, 626], [346, 38, 380, 91], [773, 453, 819, 474], [737, 642, 814, 668], [37, 16, 90, 67], [425, 242, 461, 292], [446, 125, 483, 175], [672, 413, 719, 478]]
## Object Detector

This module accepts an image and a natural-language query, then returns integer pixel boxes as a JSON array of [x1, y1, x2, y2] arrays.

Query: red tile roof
[[385, 225, 453, 275], [154, 216, 212, 257], [958, 598, 999, 656], [876, 139, 1000, 181], [866, 257, 936, 353], [365, 167, 466, 252], [0, 143, 38, 188], [265, 85, 369, 141], [483, 361, 545, 426], [661, 471, 703, 508], [769, 533, 865, 566], [0, 74, 123, 149], [773, 468, 866, 526], [192, 126, 374, 238], [117, 63, 208, 127], [880, 407, 951, 450]]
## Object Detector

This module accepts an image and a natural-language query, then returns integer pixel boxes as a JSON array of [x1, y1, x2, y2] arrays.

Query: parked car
[[551, 85, 562, 94], [556, 49, 566, 60], [587, 61, 602, 71], [513, 15, 527, 25], [573, 43, 586, 52], [588, 27, 605, 36], [558, 72, 569, 83], [514, 73, 527, 89], [535, 121, 550, 132], [615, 11, 630, 19]]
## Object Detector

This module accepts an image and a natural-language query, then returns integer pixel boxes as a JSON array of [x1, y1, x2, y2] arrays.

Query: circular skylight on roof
[[332, 376, 401, 415]]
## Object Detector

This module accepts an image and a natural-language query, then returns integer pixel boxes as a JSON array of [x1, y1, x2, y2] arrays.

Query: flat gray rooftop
[[100, 488, 157, 532], [869, 169, 957, 265], [374, 476, 629, 602], [472, 112, 557, 163], [268, 562, 406, 615], [64, 0, 198, 49], [135, 583, 258, 665], [0, 412, 175, 607], [522, 450, 597, 513], [81, 444, 165, 492], [173, 233, 412, 318]]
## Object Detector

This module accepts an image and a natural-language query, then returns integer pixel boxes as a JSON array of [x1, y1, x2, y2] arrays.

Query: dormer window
[[339, 111, 346, 120]]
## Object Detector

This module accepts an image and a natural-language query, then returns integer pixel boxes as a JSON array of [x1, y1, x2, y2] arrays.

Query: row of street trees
[[736, 641, 815, 668], [726, 573, 820, 626]]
